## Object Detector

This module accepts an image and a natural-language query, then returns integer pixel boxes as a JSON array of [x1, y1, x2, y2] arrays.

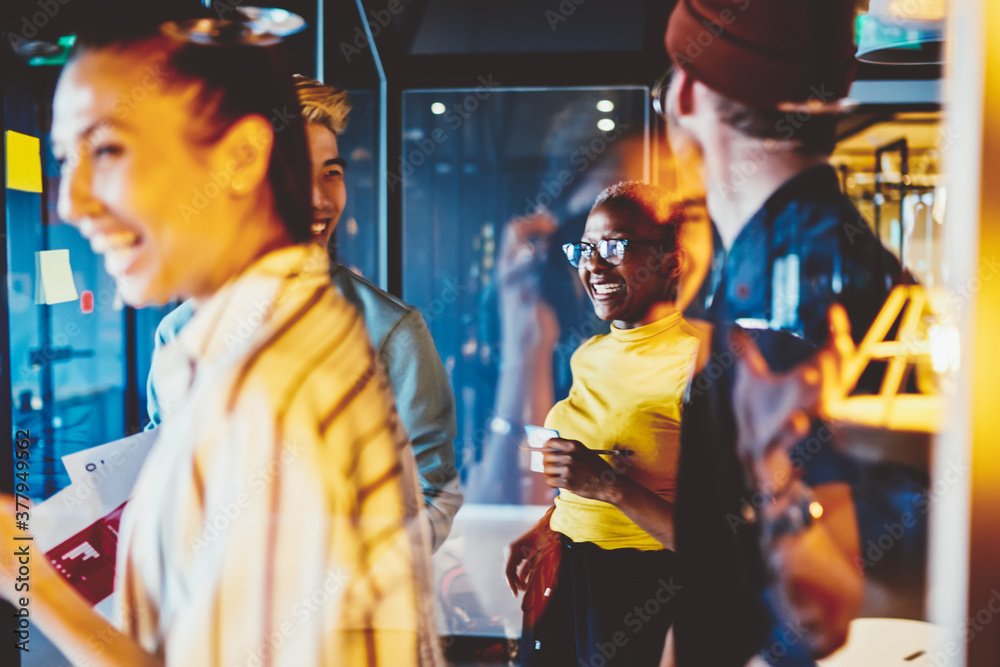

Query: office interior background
[[2, 0, 999, 665]]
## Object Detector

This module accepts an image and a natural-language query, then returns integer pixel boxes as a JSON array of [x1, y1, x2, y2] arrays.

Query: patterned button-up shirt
[[117, 244, 442, 666]]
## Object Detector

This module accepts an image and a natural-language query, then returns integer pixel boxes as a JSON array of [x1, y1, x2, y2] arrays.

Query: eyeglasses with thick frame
[[561, 238, 665, 268]]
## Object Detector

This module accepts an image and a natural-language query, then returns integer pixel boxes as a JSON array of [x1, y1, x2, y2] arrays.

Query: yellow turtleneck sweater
[[548, 311, 700, 550]]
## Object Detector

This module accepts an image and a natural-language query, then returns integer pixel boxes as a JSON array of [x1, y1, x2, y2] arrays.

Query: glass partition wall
[[335, 88, 382, 281], [3, 76, 950, 667], [3, 57, 180, 667], [4, 76, 176, 503], [401, 89, 950, 659], [401, 86, 649, 646], [403, 86, 649, 485]]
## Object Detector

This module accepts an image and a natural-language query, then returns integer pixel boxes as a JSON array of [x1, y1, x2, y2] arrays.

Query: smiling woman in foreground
[[0, 13, 440, 667], [504, 181, 698, 667]]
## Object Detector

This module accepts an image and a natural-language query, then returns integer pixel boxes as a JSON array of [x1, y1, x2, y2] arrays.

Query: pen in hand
[[519, 447, 633, 456]]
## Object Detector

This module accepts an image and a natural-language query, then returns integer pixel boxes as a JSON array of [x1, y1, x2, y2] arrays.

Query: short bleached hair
[[293, 75, 351, 136], [591, 181, 683, 250]]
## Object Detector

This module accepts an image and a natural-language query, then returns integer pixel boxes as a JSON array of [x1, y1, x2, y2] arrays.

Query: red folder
[[45, 502, 128, 605]]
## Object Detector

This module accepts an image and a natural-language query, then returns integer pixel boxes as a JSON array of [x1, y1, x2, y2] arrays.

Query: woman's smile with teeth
[[593, 282, 625, 295], [90, 230, 140, 254]]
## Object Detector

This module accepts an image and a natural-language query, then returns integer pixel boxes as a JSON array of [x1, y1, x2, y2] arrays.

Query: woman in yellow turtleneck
[[505, 181, 699, 667]]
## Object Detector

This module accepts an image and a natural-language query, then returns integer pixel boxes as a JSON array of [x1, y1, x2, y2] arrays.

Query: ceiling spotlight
[[14, 40, 62, 59], [161, 18, 281, 45], [596, 99, 615, 113], [597, 118, 616, 132], [237, 7, 307, 37], [431, 102, 447, 115]]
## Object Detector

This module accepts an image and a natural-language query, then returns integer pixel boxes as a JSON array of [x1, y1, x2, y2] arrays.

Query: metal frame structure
[[329, 0, 673, 295], [874, 137, 910, 267]]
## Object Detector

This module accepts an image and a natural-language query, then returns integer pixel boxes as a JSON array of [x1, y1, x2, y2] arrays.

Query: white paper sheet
[[32, 430, 158, 551]]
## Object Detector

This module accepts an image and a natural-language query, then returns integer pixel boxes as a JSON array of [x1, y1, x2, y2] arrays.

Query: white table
[[817, 618, 949, 666]]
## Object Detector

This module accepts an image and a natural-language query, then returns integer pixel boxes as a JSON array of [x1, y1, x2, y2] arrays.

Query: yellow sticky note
[[6, 130, 43, 193], [35, 249, 79, 305]]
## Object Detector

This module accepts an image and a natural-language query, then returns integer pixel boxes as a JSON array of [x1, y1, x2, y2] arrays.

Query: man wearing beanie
[[659, 1, 925, 666]]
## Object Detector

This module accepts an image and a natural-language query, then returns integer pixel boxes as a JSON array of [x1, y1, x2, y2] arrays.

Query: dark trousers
[[521, 534, 678, 667]]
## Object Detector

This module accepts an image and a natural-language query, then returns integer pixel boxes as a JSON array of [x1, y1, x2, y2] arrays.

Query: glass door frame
[[1, 39, 20, 667]]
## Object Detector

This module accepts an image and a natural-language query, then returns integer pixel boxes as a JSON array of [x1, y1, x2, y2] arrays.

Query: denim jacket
[[147, 263, 462, 552], [692, 165, 902, 349]]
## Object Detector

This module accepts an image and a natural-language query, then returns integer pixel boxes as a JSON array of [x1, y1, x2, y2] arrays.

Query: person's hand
[[731, 306, 864, 658], [495, 211, 561, 357], [731, 304, 855, 487], [497, 210, 558, 283], [542, 438, 631, 503], [658, 627, 676, 667], [504, 510, 559, 597]]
